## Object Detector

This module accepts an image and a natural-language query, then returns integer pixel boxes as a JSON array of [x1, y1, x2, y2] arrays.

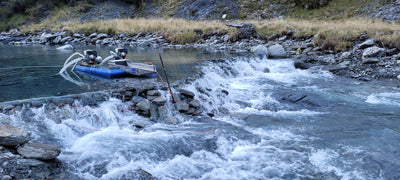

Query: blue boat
[[59, 49, 157, 79], [75, 65, 157, 78]]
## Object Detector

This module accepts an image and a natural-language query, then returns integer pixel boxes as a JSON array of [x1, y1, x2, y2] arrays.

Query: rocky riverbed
[[1, 21, 400, 179]]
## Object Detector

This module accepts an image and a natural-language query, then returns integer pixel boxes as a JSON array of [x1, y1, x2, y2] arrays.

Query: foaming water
[[1, 56, 400, 179]]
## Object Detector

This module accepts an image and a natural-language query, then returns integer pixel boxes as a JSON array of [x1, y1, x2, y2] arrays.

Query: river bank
[[2, 19, 400, 82]]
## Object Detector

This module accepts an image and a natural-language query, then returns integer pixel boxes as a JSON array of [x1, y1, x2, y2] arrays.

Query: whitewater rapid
[[2, 56, 400, 179]]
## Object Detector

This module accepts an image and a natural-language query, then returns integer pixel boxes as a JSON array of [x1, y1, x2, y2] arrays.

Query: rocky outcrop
[[174, 0, 240, 20]]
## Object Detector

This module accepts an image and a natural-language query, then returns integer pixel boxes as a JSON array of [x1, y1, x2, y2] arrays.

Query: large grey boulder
[[268, 44, 287, 59], [251, 45, 269, 56], [0, 124, 31, 146], [17, 143, 61, 160]]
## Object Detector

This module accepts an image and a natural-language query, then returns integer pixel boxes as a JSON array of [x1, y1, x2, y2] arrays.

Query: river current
[[1, 45, 400, 179]]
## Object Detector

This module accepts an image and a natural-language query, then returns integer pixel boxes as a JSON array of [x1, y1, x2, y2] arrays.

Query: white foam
[[366, 92, 400, 106]]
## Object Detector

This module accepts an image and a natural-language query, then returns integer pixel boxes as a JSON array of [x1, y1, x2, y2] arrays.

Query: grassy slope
[[14, 0, 400, 50]]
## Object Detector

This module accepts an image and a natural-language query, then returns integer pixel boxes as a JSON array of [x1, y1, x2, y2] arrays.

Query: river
[[1, 45, 400, 179]]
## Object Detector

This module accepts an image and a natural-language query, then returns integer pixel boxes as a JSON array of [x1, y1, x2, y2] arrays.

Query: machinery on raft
[[59, 48, 157, 78]]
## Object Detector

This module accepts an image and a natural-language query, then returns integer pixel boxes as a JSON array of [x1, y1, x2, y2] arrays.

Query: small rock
[[0, 124, 31, 146], [358, 39, 375, 49], [53, 36, 62, 44], [60, 36, 72, 43], [163, 116, 178, 125], [158, 106, 168, 118], [189, 99, 201, 108], [73, 33, 82, 38], [386, 48, 398, 56], [17, 143, 61, 160], [294, 60, 312, 70], [222, 14, 227, 19], [263, 68, 270, 73], [175, 102, 189, 112], [147, 90, 160, 96], [97, 33, 108, 39], [152, 97, 168, 106], [102, 38, 113, 45], [397, 74, 400, 80], [362, 58, 380, 64], [179, 89, 195, 98], [89, 33, 98, 39], [1, 175, 12, 180], [341, 51, 352, 60], [17, 158, 45, 167]]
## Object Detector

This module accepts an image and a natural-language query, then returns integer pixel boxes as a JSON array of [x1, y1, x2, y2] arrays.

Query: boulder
[[341, 51, 352, 60], [268, 44, 287, 58], [17, 143, 61, 160], [179, 88, 195, 98], [53, 36, 62, 44], [72, 33, 82, 38], [175, 102, 189, 112], [56, 44, 73, 50], [358, 39, 375, 49], [60, 36, 72, 43], [226, 23, 255, 39], [89, 33, 98, 39], [250, 45, 269, 56], [362, 58, 380, 64], [102, 38, 113, 45], [163, 116, 178, 125], [363, 46, 385, 58], [136, 100, 151, 113], [362, 46, 385, 64], [294, 60, 312, 70], [147, 90, 160, 96], [9, 29, 20, 36], [0, 124, 31, 146], [189, 99, 201, 108], [397, 74, 400, 80], [97, 33, 108, 39], [152, 97, 168, 106]]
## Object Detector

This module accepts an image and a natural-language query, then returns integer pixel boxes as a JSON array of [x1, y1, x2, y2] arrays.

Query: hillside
[[1, 0, 399, 31]]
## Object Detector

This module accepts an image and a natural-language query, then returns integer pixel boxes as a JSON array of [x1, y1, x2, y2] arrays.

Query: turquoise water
[[0, 45, 228, 102]]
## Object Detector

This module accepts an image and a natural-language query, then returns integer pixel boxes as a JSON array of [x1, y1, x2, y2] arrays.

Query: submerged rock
[[17, 142, 61, 160], [56, 44, 73, 50], [0, 124, 31, 146]]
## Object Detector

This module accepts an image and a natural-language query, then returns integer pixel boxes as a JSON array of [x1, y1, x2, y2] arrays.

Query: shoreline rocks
[[1, 27, 399, 82]]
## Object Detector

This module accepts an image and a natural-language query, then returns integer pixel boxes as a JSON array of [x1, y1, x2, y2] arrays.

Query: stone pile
[[0, 124, 61, 179]]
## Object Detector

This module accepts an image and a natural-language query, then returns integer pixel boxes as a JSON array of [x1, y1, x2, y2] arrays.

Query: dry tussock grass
[[21, 18, 400, 49]]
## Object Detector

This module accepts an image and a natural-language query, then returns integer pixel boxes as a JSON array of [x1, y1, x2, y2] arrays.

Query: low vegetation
[[20, 18, 400, 51]]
